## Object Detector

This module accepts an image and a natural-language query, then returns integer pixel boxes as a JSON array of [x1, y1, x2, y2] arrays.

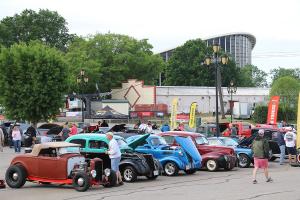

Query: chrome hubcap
[[124, 169, 133, 181], [207, 160, 216, 170], [77, 178, 84, 186], [165, 163, 175, 175], [239, 156, 247, 166], [12, 173, 18, 181]]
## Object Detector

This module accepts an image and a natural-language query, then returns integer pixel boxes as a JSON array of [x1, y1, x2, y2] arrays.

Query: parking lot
[[1, 147, 300, 200]]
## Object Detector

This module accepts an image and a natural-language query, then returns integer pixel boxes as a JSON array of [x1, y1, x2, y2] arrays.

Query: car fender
[[158, 156, 186, 170], [119, 159, 150, 175]]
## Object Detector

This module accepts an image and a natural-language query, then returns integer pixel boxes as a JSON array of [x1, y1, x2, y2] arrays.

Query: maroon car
[[5, 142, 117, 191], [157, 131, 236, 171]]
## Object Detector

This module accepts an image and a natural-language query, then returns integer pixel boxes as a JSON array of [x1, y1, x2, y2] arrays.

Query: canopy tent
[[94, 106, 128, 119]]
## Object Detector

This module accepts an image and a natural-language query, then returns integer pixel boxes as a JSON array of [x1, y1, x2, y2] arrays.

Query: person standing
[[0, 127, 4, 152], [252, 129, 272, 184], [145, 122, 153, 133], [60, 123, 70, 141], [69, 123, 78, 137], [161, 123, 170, 132], [12, 125, 22, 153], [100, 120, 109, 127], [276, 131, 286, 165], [105, 132, 123, 185], [24, 126, 37, 147], [284, 127, 297, 165]]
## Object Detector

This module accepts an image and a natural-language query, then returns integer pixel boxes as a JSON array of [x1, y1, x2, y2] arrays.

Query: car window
[[208, 139, 223, 146], [243, 125, 251, 130], [89, 140, 108, 149], [162, 136, 175, 144], [151, 137, 167, 146], [69, 139, 86, 148], [195, 136, 209, 145], [220, 138, 238, 146], [39, 148, 57, 157]]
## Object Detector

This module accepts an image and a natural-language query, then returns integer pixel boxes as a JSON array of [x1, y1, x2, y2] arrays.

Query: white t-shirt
[[284, 131, 297, 147], [108, 139, 121, 158], [138, 123, 147, 131]]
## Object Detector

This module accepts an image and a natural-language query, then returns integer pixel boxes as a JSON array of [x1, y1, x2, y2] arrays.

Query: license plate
[[153, 170, 159, 176]]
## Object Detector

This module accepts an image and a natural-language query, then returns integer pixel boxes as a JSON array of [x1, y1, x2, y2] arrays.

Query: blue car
[[126, 134, 202, 176], [207, 137, 253, 168]]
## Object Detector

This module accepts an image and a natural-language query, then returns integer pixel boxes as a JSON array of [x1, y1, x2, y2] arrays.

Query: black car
[[239, 128, 287, 161]]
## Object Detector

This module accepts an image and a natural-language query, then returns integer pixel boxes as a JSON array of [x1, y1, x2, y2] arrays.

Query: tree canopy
[[0, 42, 68, 124], [0, 9, 74, 51], [270, 67, 300, 85], [163, 39, 241, 87], [239, 65, 268, 87], [66, 33, 165, 93]]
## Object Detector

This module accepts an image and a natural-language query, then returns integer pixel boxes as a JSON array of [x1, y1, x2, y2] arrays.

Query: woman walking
[[252, 129, 273, 184], [12, 125, 22, 153]]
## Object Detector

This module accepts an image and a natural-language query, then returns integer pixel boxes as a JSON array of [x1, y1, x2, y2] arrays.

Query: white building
[[156, 86, 270, 113]]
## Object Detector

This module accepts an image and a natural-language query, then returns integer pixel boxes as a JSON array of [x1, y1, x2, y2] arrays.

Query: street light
[[204, 43, 229, 137], [227, 80, 237, 123], [77, 69, 89, 122]]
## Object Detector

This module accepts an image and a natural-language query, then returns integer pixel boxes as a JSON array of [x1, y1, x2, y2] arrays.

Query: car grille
[[94, 160, 103, 181], [143, 154, 155, 170]]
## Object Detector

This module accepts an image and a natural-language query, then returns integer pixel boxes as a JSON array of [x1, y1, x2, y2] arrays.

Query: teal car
[[66, 134, 160, 182]]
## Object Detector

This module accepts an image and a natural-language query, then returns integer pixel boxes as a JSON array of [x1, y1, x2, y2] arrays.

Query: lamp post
[[77, 69, 89, 122], [227, 80, 237, 123], [204, 43, 229, 137]]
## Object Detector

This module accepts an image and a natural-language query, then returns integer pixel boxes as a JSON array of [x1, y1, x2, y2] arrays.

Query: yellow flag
[[189, 102, 197, 128], [170, 98, 178, 130], [297, 92, 300, 149]]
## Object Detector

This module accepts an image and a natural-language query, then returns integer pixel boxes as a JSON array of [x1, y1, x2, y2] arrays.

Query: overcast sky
[[1, 0, 300, 74]]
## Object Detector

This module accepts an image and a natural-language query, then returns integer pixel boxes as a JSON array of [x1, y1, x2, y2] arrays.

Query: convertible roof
[[31, 142, 80, 156]]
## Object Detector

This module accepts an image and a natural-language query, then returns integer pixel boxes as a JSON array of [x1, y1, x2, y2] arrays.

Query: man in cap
[[284, 127, 297, 164], [105, 132, 123, 185], [252, 129, 272, 184]]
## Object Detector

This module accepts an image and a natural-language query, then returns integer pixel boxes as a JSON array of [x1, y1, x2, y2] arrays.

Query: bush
[[252, 105, 268, 124]]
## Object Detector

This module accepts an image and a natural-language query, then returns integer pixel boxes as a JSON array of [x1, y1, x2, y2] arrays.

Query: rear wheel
[[164, 162, 179, 176], [72, 172, 90, 192], [238, 154, 251, 168], [206, 160, 218, 172], [5, 165, 27, 188], [184, 169, 197, 174], [121, 166, 137, 182]]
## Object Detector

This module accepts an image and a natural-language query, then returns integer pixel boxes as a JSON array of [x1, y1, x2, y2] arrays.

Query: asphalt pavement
[[1, 147, 300, 200]]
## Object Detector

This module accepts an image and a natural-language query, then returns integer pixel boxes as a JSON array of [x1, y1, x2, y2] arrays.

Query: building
[[160, 32, 256, 68]]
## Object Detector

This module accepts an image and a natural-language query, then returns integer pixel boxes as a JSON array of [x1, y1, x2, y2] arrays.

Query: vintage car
[[66, 134, 160, 182], [222, 122, 253, 138], [126, 134, 202, 176], [157, 132, 236, 172], [207, 137, 253, 168], [5, 142, 117, 192]]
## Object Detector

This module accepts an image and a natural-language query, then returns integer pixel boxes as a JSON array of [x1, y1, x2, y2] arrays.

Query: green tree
[[239, 65, 268, 87], [0, 42, 68, 125], [270, 76, 300, 122], [164, 39, 240, 86], [66, 33, 164, 93], [270, 67, 300, 85], [0, 9, 74, 51]]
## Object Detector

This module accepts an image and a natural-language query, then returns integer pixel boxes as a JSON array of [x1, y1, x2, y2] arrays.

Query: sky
[[1, 0, 300, 74]]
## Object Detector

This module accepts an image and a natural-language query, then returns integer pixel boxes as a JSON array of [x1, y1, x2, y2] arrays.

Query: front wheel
[[5, 165, 27, 188], [164, 162, 179, 176], [72, 172, 90, 192], [121, 166, 137, 182], [206, 160, 218, 172], [103, 169, 117, 187], [184, 169, 197, 174], [238, 154, 251, 168]]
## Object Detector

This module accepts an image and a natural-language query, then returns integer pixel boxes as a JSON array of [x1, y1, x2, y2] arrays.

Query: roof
[[68, 133, 108, 141], [162, 131, 205, 137], [31, 142, 80, 156]]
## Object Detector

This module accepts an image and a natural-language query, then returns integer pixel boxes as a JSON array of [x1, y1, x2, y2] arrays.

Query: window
[[162, 136, 175, 145], [69, 139, 86, 148], [89, 140, 108, 149], [151, 137, 167, 146], [195, 136, 209, 145], [208, 139, 222, 146], [220, 138, 238, 147], [39, 148, 57, 157], [243, 125, 251, 130]]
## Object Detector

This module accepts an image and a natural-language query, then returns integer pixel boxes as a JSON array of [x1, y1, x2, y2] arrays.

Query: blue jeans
[[279, 145, 285, 164], [111, 157, 121, 172], [13, 140, 21, 152]]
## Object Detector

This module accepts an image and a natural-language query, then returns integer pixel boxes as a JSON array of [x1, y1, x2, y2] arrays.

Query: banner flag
[[297, 93, 300, 149], [189, 102, 197, 128], [170, 98, 178, 130], [267, 96, 280, 125]]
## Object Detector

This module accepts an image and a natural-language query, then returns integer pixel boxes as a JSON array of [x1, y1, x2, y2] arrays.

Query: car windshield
[[220, 138, 238, 147], [195, 136, 209, 145], [58, 147, 80, 155], [151, 137, 167, 146]]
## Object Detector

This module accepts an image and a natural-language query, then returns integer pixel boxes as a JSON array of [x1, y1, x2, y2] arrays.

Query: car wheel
[[238, 154, 251, 168], [5, 165, 27, 188], [206, 160, 218, 172], [184, 169, 197, 174], [122, 166, 137, 182], [103, 169, 117, 187], [164, 162, 179, 176], [72, 172, 90, 192]]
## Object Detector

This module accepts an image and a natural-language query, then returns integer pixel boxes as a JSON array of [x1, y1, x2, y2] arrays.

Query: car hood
[[175, 136, 201, 162], [127, 134, 150, 150]]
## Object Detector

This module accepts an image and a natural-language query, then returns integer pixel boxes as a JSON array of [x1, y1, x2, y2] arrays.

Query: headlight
[[178, 150, 184, 156], [104, 168, 111, 177], [90, 170, 97, 178], [224, 155, 228, 161]]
